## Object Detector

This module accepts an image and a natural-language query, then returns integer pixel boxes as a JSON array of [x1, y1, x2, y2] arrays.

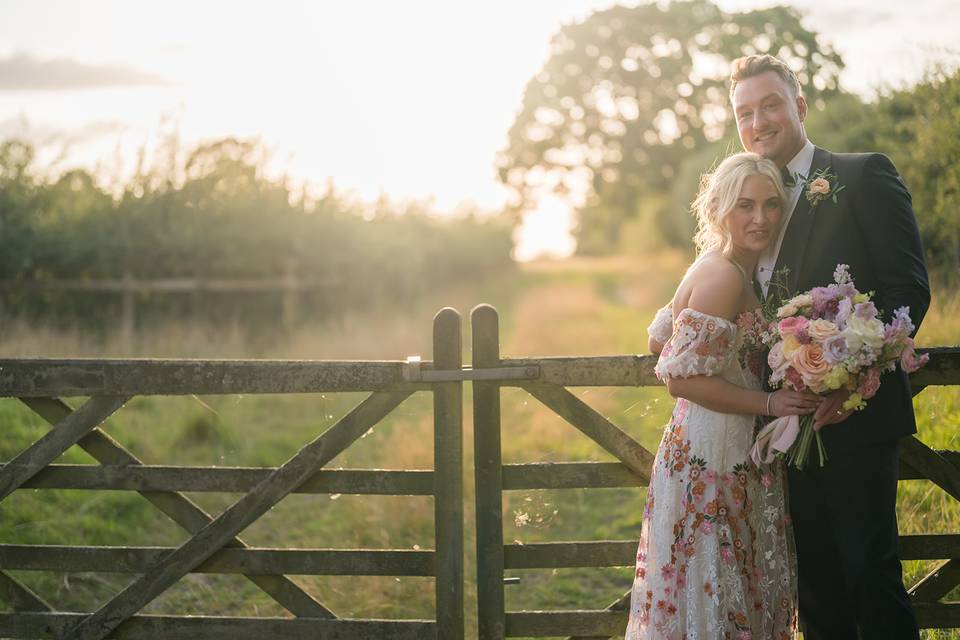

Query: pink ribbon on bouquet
[[750, 415, 801, 466]]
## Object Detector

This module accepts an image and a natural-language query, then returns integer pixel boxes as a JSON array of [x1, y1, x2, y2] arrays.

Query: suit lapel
[[773, 146, 832, 295]]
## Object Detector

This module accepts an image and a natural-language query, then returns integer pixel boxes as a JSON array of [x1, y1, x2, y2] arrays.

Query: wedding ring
[[835, 409, 843, 415]]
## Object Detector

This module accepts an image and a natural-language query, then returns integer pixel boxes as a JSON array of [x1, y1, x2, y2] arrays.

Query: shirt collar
[[786, 139, 816, 182]]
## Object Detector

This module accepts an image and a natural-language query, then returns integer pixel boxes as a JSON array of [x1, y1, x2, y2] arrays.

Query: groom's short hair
[[729, 55, 802, 99]]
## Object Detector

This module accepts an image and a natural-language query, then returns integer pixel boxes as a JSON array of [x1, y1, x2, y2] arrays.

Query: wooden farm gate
[[1, 304, 959, 639], [0, 309, 471, 640]]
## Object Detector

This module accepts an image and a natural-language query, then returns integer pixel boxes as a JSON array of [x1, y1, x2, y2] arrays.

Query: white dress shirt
[[756, 139, 816, 296]]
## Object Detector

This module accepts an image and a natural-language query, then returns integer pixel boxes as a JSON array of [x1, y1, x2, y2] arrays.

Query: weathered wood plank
[[523, 383, 654, 484], [20, 397, 335, 619], [0, 359, 421, 396], [504, 610, 627, 637], [899, 535, 960, 560], [433, 308, 464, 639], [20, 464, 434, 495], [899, 437, 960, 502], [503, 462, 644, 490], [913, 602, 960, 629], [472, 304, 507, 640], [64, 389, 412, 640], [0, 395, 128, 502], [910, 559, 960, 603], [0, 613, 437, 640], [504, 541, 636, 569], [0, 571, 52, 611], [0, 545, 435, 576], [502, 356, 658, 387], [565, 590, 631, 640]]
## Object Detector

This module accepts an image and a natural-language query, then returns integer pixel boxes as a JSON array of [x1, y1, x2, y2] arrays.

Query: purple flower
[[854, 301, 878, 321], [809, 286, 834, 315], [834, 298, 853, 329], [823, 334, 850, 364]]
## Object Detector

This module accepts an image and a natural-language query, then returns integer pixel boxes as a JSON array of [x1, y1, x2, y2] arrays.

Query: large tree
[[497, 0, 843, 253]]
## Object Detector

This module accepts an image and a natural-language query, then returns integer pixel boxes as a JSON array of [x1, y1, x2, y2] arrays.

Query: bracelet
[[765, 392, 773, 416]]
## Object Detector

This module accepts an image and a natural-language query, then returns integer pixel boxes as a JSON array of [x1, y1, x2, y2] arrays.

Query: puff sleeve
[[647, 304, 674, 346], [654, 308, 738, 380]]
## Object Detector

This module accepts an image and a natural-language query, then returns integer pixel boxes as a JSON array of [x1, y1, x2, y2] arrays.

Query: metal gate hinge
[[402, 356, 539, 383]]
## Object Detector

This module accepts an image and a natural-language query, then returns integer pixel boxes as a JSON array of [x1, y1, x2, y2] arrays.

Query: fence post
[[434, 307, 464, 639], [471, 304, 506, 640], [120, 271, 136, 353]]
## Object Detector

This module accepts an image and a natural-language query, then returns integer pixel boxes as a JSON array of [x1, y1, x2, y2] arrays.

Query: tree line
[[497, 0, 959, 278], [0, 137, 513, 327]]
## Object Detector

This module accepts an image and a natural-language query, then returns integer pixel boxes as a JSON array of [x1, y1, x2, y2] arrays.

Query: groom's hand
[[813, 389, 855, 431]]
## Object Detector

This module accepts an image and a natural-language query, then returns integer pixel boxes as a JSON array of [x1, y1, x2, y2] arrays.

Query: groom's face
[[732, 70, 807, 168]]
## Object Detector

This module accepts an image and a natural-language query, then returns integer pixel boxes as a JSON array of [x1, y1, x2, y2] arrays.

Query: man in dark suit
[[729, 54, 930, 639]]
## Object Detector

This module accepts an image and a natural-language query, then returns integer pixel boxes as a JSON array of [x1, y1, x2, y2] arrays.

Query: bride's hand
[[768, 390, 823, 417]]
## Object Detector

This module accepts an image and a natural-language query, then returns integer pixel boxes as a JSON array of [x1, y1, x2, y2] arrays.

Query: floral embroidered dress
[[625, 305, 797, 640]]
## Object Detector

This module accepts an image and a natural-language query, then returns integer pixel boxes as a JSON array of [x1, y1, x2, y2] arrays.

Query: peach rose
[[809, 177, 830, 194], [790, 343, 830, 391], [807, 318, 839, 342]]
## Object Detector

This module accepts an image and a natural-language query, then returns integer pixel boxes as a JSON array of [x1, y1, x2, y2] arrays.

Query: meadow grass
[[0, 252, 957, 638]]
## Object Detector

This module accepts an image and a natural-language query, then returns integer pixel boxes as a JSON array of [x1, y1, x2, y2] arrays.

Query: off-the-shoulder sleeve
[[654, 308, 737, 380], [647, 304, 674, 345]]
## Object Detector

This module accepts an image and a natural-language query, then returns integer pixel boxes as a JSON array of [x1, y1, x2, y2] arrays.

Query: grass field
[[1, 252, 958, 638]]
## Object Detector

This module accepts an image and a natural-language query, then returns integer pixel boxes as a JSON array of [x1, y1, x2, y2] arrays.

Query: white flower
[[788, 293, 813, 308], [833, 264, 851, 284], [843, 314, 885, 351]]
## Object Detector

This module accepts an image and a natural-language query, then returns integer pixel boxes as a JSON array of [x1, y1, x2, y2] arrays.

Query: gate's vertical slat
[[472, 304, 506, 640], [433, 308, 464, 639]]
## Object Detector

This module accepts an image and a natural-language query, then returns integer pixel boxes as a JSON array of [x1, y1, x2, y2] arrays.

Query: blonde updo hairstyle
[[691, 152, 786, 256]]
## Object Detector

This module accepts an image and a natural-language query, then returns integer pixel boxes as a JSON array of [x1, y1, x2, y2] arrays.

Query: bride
[[625, 153, 821, 639]]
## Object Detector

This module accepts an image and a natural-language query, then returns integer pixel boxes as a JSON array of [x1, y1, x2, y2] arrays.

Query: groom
[[729, 55, 930, 639]]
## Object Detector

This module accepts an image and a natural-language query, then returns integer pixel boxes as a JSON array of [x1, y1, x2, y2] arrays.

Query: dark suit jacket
[[773, 146, 930, 453]]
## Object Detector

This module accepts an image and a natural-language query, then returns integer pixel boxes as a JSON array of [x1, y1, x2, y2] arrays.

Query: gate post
[[471, 304, 506, 640], [434, 307, 464, 639]]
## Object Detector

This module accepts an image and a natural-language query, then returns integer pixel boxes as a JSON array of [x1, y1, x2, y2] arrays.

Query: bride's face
[[724, 174, 782, 255]]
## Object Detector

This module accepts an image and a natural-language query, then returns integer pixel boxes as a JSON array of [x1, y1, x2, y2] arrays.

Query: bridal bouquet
[[750, 264, 929, 470]]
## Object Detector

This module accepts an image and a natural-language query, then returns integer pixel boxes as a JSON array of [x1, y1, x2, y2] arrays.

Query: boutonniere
[[794, 167, 845, 206]]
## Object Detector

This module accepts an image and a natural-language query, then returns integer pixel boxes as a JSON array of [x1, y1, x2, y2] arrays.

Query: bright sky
[[1, 0, 957, 260]]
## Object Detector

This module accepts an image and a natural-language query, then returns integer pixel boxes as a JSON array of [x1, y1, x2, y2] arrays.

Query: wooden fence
[[1, 303, 958, 639]]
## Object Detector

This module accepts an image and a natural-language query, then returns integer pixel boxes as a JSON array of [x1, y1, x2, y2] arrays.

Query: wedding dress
[[625, 305, 797, 639]]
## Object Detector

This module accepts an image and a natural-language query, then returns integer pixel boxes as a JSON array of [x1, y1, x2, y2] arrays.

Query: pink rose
[[900, 342, 930, 373], [778, 316, 809, 337], [767, 342, 788, 375], [857, 367, 882, 399], [784, 367, 806, 392], [790, 343, 831, 390]]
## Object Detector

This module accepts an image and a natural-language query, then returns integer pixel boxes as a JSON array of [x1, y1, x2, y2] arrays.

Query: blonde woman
[[626, 153, 820, 639]]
